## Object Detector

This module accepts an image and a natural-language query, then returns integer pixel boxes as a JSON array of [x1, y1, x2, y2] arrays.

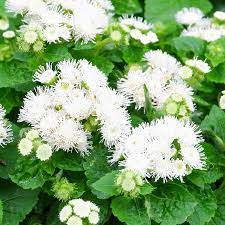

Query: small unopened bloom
[[3, 30, 15, 39], [18, 138, 33, 156], [36, 143, 53, 161]]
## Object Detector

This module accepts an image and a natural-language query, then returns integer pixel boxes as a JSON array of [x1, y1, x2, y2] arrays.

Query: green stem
[[94, 37, 113, 55]]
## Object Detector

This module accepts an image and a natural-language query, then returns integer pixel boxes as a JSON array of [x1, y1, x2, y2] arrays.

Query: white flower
[[118, 69, 147, 109], [43, 26, 60, 43], [59, 205, 73, 222], [116, 116, 205, 182], [219, 92, 225, 109], [36, 144, 53, 161], [87, 202, 100, 213], [185, 58, 211, 73], [3, 30, 15, 39], [144, 50, 181, 76], [18, 138, 33, 156], [214, 11, 225, 21], [0, 19, 9, 30], [67, 216, 83, 225], [175, 7, 204, 25], [72, 0, 111, 43], [34, 63, 57, 84], [88, 211, 100, 224], [92, 0, 114, 11], [24, 30, 38, 44]]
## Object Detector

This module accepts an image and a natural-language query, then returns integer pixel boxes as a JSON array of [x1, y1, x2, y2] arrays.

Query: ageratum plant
[[0, 0, 225, 225]]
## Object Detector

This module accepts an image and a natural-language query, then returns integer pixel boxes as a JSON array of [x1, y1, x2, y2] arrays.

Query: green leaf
[[111, 0, 142, 15], [0, 88, 22, 114], [0, 200, 2, 224], [145, 0, 212, 36], [9, 156, 55, 190], [207, 188, 225, 225], [0, 180, 39, 225], [207, 62, 225, 84], [187, 187, 217, 225], [0, 61, 33, 89], [111, 196, 151, 225], [205, 37, 225, 67], [43, 44, 72, 62], [122, 45, 145, 64], [139, 183, 155, 196], [145, 183, 197, 225], [90, 56, 114, 75], [92, 171, 119, 197], [83, 146, 114, 199], [52, 151, 83, 172], [170, 37, 206, 59], [200, 105, 225, 143]]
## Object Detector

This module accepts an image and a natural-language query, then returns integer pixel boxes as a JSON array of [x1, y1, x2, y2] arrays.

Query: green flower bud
[[52, 178, 76, 201]]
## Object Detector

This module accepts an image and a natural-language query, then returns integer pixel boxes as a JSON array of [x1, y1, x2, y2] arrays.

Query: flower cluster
[[117, 15, 158, 45], [6, 0, 114, 51], [18, 129, 53, 161], [176, 7, 225, 42], [117, 50, 207, 119], [18, 59, 131, 154], [59, 199, 100, 225], [0, 105, 13, 147], [114, 116, 205, 182]]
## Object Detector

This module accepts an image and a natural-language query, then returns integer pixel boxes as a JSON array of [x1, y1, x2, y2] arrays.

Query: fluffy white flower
[[18, 138, 33, 156], [185, 58, 211, 73], [0, 106, 12, 147], [26, 129, 39, 141], [34, 63, 57, 84], [59, 205, 73, 222], [214, 11, 225, 21], [36, 143, 53, 161], [71, 199, 91, 218], [116, 117, 205, 182], [144, 50, 181, 76], [175, 7, 204, 25], [118, 69, 147, 109]]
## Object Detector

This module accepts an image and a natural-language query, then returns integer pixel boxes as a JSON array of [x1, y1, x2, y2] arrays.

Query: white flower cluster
[[114, 116, 205, 182], [119, 16, 158, 45], [6, 0, 114, 49], [18, 129, 53, 161], [176, 7, 225, 42], [118, 50, 199, 118], [18, 59, 131, 154], [0, 105, 13, 147], [219, 90, 225, 109], [59, 199, 100, 225]]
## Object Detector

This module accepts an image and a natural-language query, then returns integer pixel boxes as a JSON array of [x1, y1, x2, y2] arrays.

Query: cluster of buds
[[18, 129, 53, 161], [59, 199, 100, 225], [116, 170, 144, 197]]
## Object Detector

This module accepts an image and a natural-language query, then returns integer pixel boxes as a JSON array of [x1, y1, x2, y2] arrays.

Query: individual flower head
[[34, 63, 57, 84], [185, 57, 211, 73], [72, 0, 112, 43], [175, 7, 204, 25], [0, 18, 9, 30], [117, 69, 147, 109], [144, 50, 181, 78], [18, 138, 33, 156], [3, 30, 16, 39], [119, 15, 158, 45], [0, 105, 13, 147], [36, 143, 53, 161]]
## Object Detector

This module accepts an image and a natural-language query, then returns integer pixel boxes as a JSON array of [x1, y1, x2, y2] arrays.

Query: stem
[[94, 37, 113, 56]]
